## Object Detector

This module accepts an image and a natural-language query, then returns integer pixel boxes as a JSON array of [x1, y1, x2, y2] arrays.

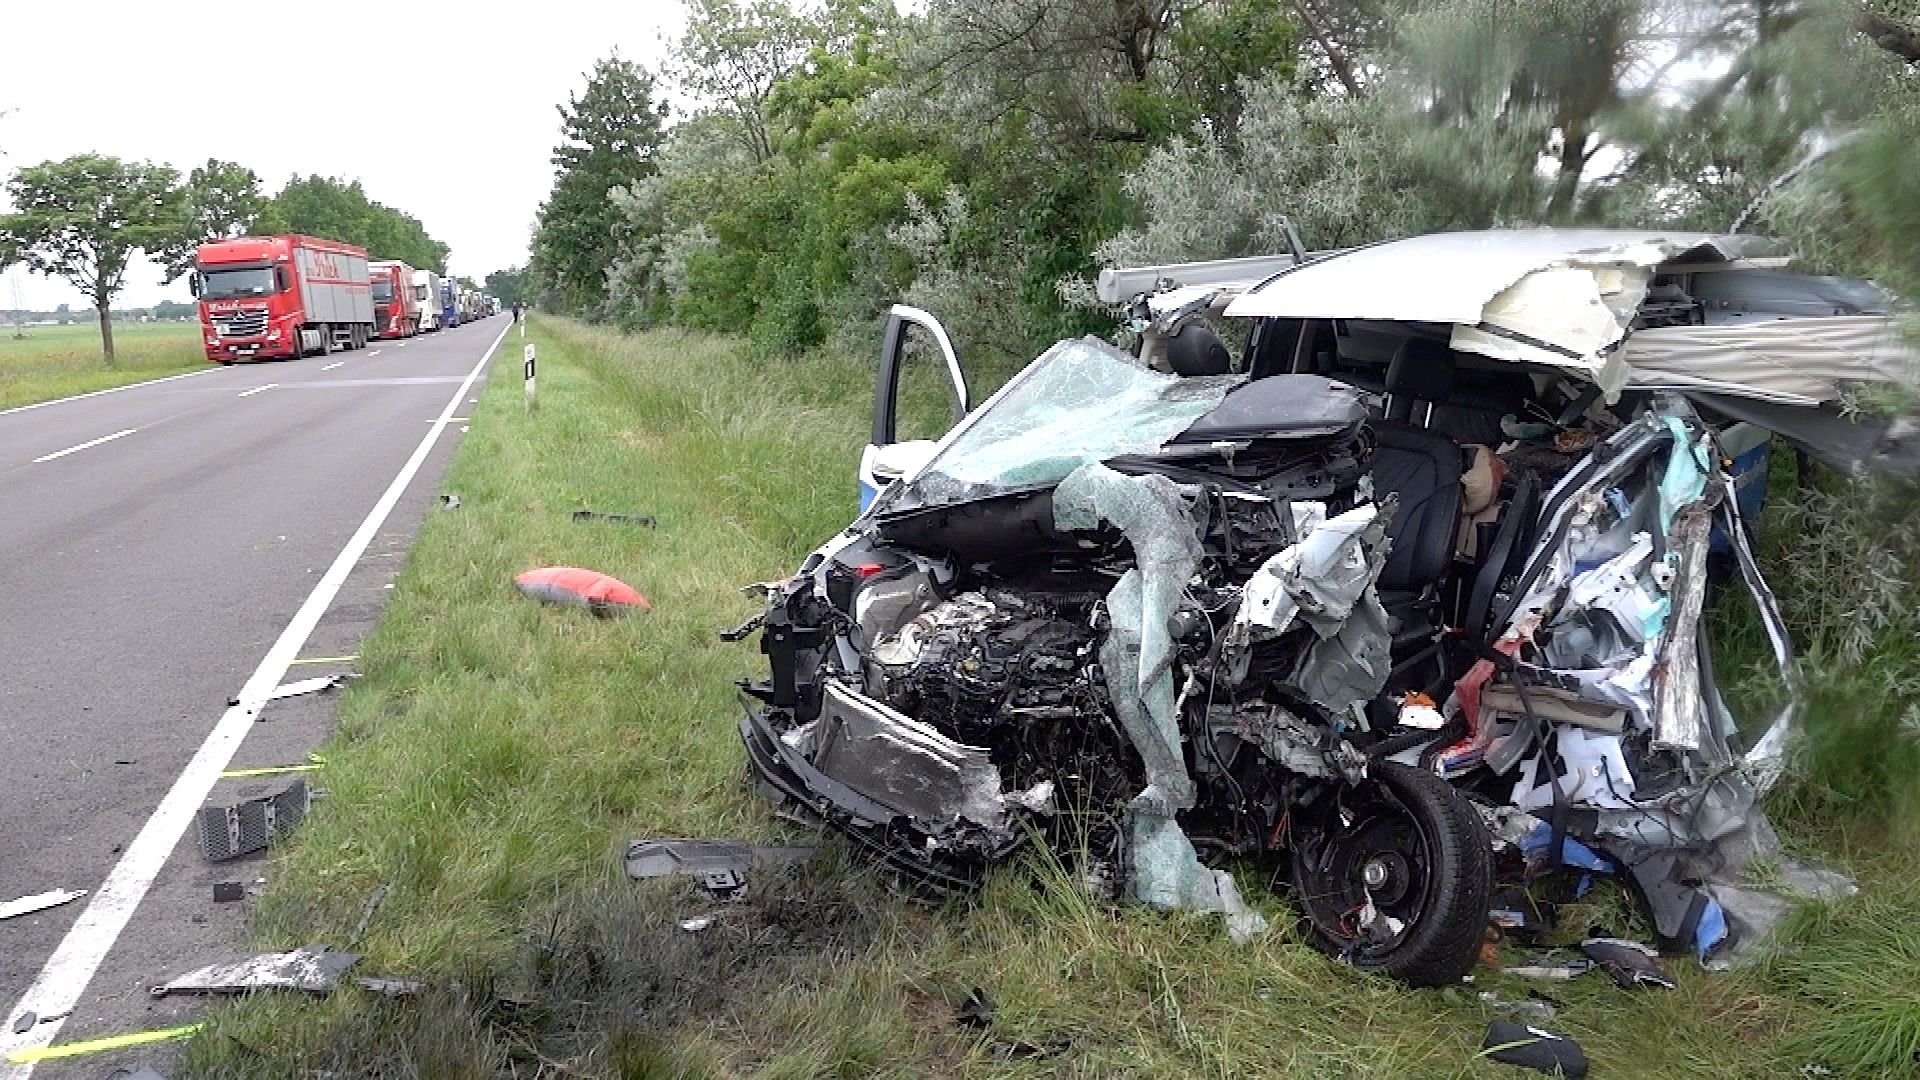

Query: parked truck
[[370, 260, 420, 339], [192, 235, 374, 362], [413, 269, 442, 332]]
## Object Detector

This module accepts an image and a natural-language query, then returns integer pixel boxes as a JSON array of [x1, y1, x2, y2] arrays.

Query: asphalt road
[[0, 316, 511, 1076]]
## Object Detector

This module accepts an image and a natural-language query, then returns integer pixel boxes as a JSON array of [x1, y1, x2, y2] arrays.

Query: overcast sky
[[0, 0, 688, 310]]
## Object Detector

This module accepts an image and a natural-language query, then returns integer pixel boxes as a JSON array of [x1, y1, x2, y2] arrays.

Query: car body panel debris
[[354, 976, 426, 997], [1580, 938, 1675, 989], [573, 509, 657, 527], [151, 947, 359, 997], [0, 889, 86, 920], [514, 566, 652, 616], [1482, 1020, 1590, 1077], [196, 778, 310, 861], [623, 838, 818, 899]]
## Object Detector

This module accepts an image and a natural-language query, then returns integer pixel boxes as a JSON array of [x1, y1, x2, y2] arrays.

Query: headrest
[[1386, 336, 1457, 402], [1167, 322, 1233, 377]]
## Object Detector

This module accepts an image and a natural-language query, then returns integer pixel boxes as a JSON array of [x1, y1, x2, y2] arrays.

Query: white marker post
[[523, 343, 537, 412]]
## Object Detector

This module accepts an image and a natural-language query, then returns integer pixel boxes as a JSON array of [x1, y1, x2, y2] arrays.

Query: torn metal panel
[[151, 947, 359, 997], [0, 889, 86, 921], [1623, 315, 1919, 404], [811, 682, 1007, 829], [1652, 505, 1713, 754]]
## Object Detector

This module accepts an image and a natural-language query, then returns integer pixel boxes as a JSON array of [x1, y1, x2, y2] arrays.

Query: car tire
[[1290, 760, 1491, 987]]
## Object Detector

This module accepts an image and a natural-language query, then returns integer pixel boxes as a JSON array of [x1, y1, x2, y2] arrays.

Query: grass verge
[[0, 321, 204, 410], [188, 316, 1920, 1077]]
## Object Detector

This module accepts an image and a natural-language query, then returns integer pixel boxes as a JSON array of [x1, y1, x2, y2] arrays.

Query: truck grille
[[213, 310, 269, 338]]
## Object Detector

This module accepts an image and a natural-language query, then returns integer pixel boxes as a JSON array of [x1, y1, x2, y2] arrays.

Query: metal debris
[[151, 947, 360, 997], [354, 976, 427, 998], [439, 493, 461, 509], [0, 888, 86, 920], [211, 882, 245, 903], [1580, 937, 1676, 989]]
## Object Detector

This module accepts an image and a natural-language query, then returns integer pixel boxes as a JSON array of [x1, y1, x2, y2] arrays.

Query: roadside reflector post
[[523, 343, 537, 412]]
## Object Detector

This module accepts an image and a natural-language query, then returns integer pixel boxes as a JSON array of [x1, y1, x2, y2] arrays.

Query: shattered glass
[[896, 338, 1240, 510]]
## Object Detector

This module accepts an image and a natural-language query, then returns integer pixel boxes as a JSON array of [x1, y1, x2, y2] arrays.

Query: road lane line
[[321, 361, 344, 371], [30, 429, 137, 463], [0, 368, 216, 420], [367, 350, 382, 357], [0, 319, 512, 1076], [236, 384, 277, 398]]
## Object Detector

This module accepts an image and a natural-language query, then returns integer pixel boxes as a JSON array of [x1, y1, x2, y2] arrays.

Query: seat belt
[[1466, 470, 1539, 641]]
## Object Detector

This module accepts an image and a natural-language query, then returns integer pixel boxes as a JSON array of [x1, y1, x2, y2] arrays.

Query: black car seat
[[1384, 337, 1456, 425], [1370, 421, 1464, 593]]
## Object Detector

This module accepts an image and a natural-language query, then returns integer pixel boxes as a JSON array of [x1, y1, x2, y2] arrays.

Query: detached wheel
[[1290, 760, 1490, 987]]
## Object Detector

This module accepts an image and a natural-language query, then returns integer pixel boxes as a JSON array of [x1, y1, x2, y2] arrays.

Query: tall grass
[[189, 317, 1920, 1078]]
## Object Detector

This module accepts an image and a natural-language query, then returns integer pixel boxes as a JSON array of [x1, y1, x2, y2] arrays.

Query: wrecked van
[[734, 230, 1914, 986]]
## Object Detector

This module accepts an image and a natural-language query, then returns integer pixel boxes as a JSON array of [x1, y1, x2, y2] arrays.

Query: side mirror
[[188, 274, 200, 298], [275, 267, 290, 292]]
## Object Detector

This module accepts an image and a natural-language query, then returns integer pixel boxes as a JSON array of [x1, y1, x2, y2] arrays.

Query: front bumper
[[205, 337, 294, 361]]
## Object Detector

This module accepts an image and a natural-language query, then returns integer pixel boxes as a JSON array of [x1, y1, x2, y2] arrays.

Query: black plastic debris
[[1482, 1020, 1590, 1077], [1580, 937, 1676, 989], [623, 838, 818, 900], [151, 946, 359, 997], [10, 1012, 33, 1034], [956, 987, 995, 1029], [573, 509, 658, 528], [211, 882, 245, 903], [196, 779, 311, 862]]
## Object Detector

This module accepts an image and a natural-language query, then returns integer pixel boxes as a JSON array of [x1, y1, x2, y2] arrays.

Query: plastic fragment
[[1481, 1020, 1590, 1077], [0, 889, 86, 920]]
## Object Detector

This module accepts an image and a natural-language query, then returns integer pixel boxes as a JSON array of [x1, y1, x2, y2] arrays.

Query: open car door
[[860, 305, 968, 510]]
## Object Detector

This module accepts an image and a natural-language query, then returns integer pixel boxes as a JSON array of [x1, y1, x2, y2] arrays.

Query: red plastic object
[[514, 567, 652, 616]]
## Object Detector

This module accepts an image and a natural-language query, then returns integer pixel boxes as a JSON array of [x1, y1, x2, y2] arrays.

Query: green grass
[[0, 320, 204, 410], [185, 316, 1920, 1078]]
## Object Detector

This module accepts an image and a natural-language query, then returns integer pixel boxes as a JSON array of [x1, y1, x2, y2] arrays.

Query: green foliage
[[0, 154, 192, 362], [258, 175, 448, 271], [483, 266, 527, 308], [172, 158, 267, 276], [531, 54, 669, 316]]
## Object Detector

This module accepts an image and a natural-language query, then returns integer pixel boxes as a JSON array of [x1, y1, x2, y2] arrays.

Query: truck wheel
[[1290, 761, 1491, 987]]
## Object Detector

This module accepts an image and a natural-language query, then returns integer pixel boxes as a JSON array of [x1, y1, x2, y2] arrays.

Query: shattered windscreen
[[892, 338, 1243, 510]]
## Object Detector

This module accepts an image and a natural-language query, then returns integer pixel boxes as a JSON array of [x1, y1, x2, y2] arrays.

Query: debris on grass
[[572, 508, 657, 527], [348, 884, 389, 945], [151, 947, 359, 998], [1481, 1020, 1590, 1077], [514, 566, 651, 616], [623, 838, 819, 901], [1580, 937, 1676, 989]]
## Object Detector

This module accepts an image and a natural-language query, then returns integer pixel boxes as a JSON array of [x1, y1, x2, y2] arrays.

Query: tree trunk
[[1855, 9, 1920, 65], [1547, 124, 1589, 220], [97, 303, 116, 367]]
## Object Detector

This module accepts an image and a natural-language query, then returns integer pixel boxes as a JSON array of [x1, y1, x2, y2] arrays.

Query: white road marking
[[0, 320, 512, 1076], [321, 361, 344, 371], [31, 429, 137, 463], [396, 342, 408, 348], [0, 368, 216, 420], [367, 350, 383, 357], [236, 384, 276, 398]]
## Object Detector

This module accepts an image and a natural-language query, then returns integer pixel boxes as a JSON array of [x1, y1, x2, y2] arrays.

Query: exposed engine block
[[865, 592, 1096, 745]]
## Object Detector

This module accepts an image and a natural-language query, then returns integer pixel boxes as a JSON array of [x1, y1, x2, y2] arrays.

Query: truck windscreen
[[199, 267, 276, 299], [371, 280, 394, 302]]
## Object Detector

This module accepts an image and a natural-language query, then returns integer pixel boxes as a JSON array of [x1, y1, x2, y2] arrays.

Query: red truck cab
[[193, 235, 375, 363], [369, 260, 420, 339]]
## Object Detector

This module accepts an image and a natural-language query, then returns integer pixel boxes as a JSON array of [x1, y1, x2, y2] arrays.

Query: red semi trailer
[[192, 235, 375, 363], [369, 259, 420, 339]]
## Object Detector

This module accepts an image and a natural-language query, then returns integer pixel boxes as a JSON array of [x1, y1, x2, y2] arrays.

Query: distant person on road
[[512, 303, 523, 324]]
